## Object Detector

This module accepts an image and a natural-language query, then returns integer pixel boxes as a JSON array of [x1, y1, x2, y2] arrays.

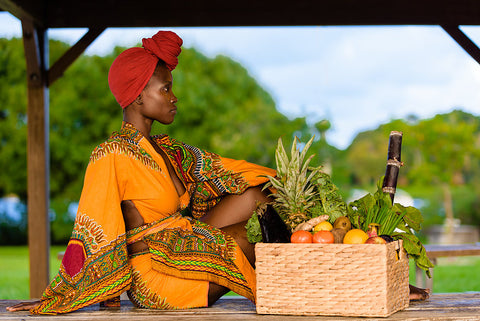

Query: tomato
[[312, 230, 334, 244], [290, 230, 313, 243]]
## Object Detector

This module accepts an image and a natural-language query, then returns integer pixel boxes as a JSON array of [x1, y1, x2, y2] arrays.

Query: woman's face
[[140, 64, 178, 125]]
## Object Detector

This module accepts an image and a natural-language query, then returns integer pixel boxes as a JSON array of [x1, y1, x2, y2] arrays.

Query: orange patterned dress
[[32, 122, 275, 314]]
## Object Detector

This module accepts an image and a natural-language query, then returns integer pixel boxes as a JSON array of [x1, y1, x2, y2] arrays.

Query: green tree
[[344, 130, 388, 187], [154, 49, 307, 165], [0, 38, 28, 200], [0, 38, 308, 243], [405, 111, 480, 241], [344, 111, 480, 236]]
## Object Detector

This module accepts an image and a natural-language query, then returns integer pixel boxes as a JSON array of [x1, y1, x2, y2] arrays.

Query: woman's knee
[[242, 186, 270, 203], [201, 186, 269, 228]]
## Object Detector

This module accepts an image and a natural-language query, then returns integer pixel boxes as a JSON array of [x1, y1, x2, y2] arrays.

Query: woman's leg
[[221, 220, 256, 266], [207, 283, 230, 306], [203, 186, 270, 305], [207, 220, 255, 306], [200, 186, 270, 229]]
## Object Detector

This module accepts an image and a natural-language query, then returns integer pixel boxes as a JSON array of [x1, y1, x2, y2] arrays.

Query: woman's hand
[[6, 300, 41, 312]]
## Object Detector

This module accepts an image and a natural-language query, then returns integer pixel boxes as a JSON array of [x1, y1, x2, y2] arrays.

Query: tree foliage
[[2, 36, 480, 244], [342, 110, 480, 230], [0, 38, 307, 243]]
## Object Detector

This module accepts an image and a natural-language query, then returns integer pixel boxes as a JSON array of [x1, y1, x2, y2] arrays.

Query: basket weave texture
[[255, 240, 409, 317]]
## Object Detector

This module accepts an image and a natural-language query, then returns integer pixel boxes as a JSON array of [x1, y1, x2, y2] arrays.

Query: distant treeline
[[1, 37, 479, 244]]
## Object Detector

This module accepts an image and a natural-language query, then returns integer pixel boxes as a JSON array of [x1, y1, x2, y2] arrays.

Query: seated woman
[[8, 31, 275, 314], [8, 30, 428, 314]]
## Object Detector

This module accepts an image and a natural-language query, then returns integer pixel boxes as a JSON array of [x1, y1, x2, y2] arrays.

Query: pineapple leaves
[[262, 136, 348, 231]]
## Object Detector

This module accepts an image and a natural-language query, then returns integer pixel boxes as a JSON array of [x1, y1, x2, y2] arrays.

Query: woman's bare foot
[[409, 284, 430, 301], [6, 300, 41, 312]]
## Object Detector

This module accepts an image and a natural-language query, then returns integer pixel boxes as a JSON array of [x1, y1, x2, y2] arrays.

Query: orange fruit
[[313, 221, 333, 232], [312, 230, 334, 244], [291, 230, 313, 243], [343, 229, 369, 244]]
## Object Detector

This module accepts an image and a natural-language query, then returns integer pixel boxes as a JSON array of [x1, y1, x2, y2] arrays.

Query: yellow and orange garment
[[32, 122, 275, 314]]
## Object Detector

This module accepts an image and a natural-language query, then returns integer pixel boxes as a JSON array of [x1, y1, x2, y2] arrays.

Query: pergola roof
[[2, 0, 480, 28], [1, 0, 480, 300]]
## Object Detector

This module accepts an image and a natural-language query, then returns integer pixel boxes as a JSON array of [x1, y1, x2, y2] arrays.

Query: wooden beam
[[441, 25, 480, 65], [0, 0, 44, 28], [21, 18, 50, 299], [20, 0, 480, 28], [47, 27, 105, 86], [3, 0, 480, 28]]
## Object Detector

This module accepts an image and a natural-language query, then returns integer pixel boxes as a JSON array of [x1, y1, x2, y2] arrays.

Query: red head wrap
[[108, 31, 183, 108]]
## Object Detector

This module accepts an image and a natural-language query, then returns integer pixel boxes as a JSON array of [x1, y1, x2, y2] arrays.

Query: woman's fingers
[[6, 300, 41, 312]]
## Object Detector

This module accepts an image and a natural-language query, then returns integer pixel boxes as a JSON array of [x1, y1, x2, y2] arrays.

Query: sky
[[1, 12, 480, 149]]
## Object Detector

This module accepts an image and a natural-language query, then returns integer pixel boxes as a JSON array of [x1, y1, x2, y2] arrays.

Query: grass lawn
[[410, 256, 480, 293], [1, 246, 480, 299], [0, 245, 65, 300]]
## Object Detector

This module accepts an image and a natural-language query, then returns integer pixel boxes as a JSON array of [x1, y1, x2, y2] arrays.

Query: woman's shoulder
[[88, 130, 142, 163]]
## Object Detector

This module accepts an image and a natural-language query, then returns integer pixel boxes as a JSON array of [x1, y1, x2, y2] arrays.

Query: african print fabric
[[31, 122, 274, 314], [142, 219, 254, 301]]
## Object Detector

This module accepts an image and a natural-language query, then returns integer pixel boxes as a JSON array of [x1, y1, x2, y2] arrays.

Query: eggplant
[[257, 203, 291, 243], [380, 234, 395, 243]]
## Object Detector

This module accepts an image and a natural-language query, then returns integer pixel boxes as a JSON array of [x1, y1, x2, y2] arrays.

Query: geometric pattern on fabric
[[143, 219, 254, 302], [89, 123, 162, 173], [31, 237, 131, 315], [126, 270, 176, 310], [153, 135, 250, 218], [71, 213, 107, 256], [91, 122, 251, 220], [30, 122, 267, 314]]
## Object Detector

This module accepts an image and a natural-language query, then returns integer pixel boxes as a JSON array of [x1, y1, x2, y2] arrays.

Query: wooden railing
[[416, 243, 480, 290]]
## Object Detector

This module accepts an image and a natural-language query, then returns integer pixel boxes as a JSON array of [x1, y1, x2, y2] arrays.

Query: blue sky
[[1, 12, 480, 149]]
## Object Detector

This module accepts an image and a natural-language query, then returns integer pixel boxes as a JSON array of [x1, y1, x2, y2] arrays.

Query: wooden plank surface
[[1, 293, 480, 320]]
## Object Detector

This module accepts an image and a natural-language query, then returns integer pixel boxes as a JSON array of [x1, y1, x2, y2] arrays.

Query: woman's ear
[[134, 93, 143, 105]]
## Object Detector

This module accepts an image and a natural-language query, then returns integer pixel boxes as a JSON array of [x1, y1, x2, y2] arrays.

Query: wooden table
[[2, 293, 480, 320], [416, 243, 480, 290]]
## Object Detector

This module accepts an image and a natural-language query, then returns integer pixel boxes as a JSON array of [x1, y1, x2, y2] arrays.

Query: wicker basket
[[255, 240, 409, 317]]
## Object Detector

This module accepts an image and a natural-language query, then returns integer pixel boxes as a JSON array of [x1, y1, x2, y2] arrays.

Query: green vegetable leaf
[[347, 193, 375, 229], [245, 213, 262, 243], [396, 203, 424, 232], [347, 176, 433, 278], [309, 171, 348, 223], [392, 232, 434, 278]]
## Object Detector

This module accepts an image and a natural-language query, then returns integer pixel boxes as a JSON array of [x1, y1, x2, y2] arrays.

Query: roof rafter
[[0, 0, 44, 28], [48, 27, 105, 86], [442, 25, 480, 65]]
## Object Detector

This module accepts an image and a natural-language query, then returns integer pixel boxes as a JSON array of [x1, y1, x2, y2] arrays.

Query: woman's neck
[[123, 110, 153, 138]]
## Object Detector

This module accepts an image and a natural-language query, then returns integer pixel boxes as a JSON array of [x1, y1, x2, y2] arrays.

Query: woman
[[8, 30, 275, 314]]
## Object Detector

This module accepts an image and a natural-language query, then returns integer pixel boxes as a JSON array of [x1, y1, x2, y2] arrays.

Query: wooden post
[[22, 19, 50, 299], [382, 131, 403, 203]]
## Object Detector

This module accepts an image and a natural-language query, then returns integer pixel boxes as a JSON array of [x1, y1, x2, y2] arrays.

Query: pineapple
[[263, 136, 320, 231]]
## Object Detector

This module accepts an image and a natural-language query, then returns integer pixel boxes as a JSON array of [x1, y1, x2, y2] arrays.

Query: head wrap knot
[[108, 31, 183, 108]]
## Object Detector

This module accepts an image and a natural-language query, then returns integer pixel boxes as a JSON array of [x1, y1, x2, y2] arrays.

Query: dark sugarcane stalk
[[382, 131, 403, 203]]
